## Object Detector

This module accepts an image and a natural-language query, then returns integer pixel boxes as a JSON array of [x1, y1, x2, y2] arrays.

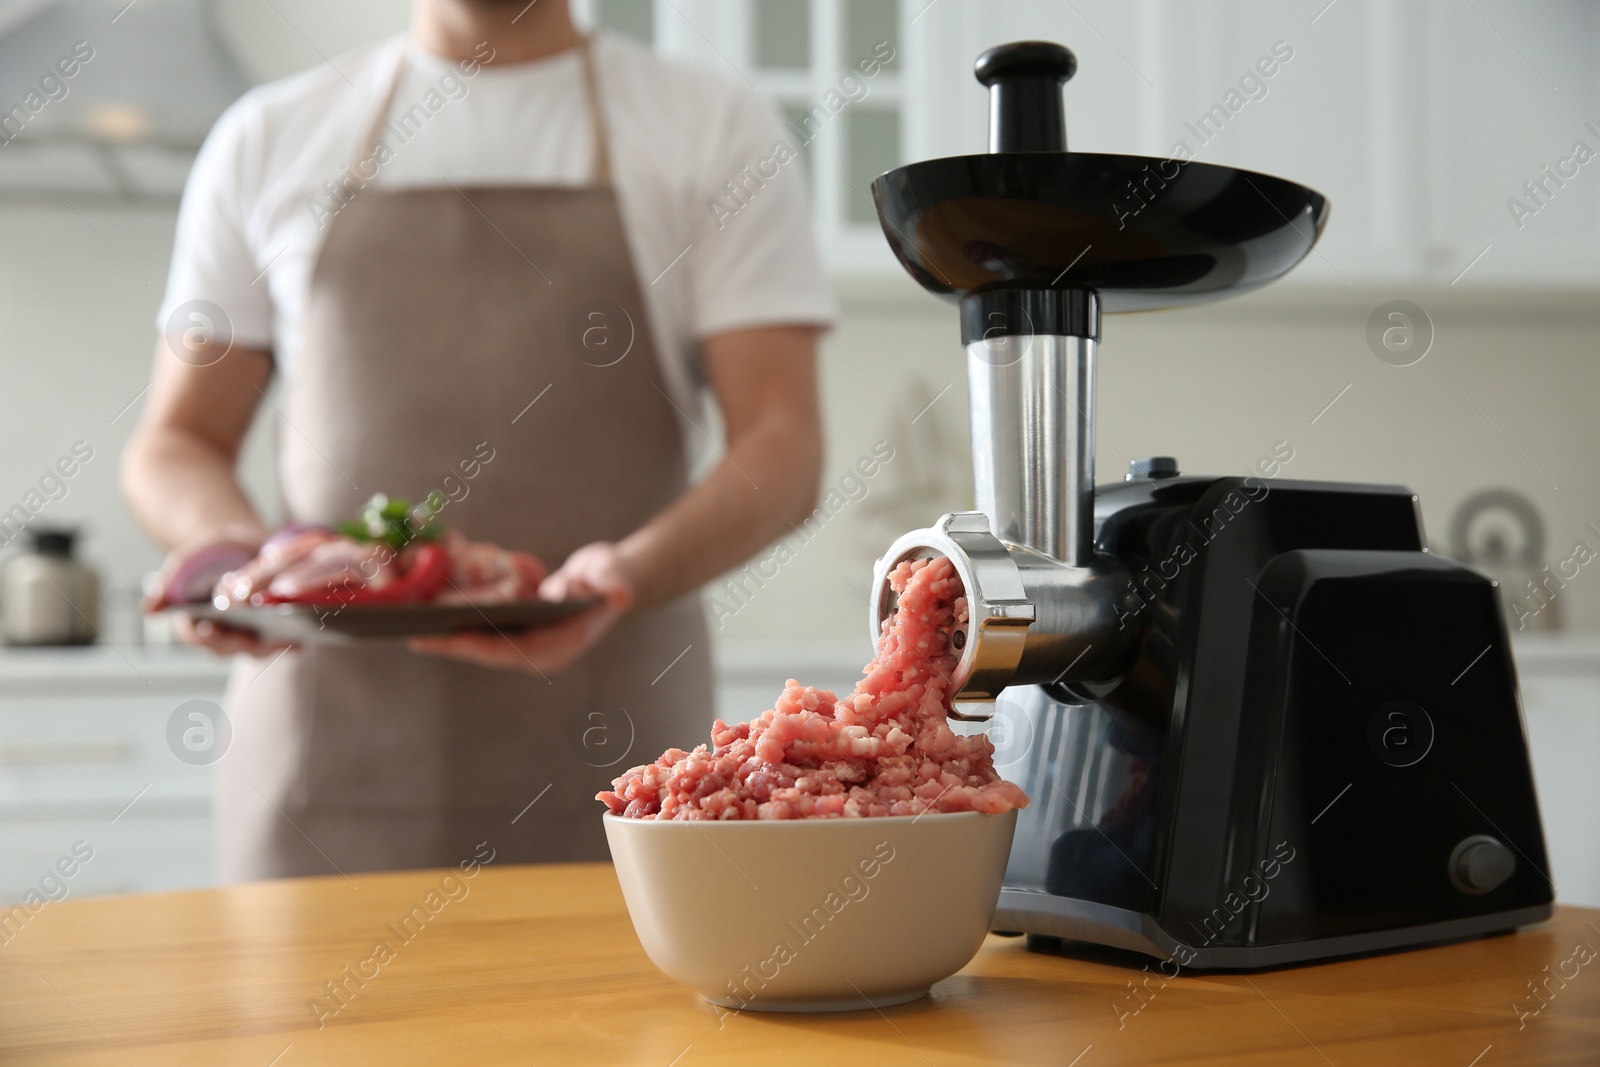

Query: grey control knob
[[1127, 456, 1180, 481], [1449, 834, 1516, 895]]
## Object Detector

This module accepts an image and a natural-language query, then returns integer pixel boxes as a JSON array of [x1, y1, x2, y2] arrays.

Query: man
[[122, 0, 829, 879]]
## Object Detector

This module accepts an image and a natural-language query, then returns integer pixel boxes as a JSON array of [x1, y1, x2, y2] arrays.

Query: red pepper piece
[[353, 543, 450, 604]]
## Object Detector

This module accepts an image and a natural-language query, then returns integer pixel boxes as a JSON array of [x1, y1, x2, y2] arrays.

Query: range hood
[[0, 0, 250, 204]]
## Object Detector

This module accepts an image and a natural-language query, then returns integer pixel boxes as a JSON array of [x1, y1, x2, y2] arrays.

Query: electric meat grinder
[[869, 41, 1552, 967]]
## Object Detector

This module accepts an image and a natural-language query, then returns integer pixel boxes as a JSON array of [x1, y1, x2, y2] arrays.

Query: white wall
[[213, 0, 411, 83], [0, 205, 278, 638], [709, 281, 1600, 649]]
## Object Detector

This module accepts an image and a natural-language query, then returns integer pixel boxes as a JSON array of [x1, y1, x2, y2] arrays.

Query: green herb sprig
[[337, 493, 445, 552]]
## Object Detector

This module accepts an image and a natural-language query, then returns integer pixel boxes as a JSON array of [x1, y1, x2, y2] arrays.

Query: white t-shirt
[[159, 32, 834, 422]]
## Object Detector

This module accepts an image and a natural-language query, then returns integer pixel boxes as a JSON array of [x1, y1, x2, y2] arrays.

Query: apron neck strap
[[357, 36, 613, 187], [578, 36, 613, 186]]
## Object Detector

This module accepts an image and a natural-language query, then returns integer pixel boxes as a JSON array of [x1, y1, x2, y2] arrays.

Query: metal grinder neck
[[961, 289, 1100, 566]]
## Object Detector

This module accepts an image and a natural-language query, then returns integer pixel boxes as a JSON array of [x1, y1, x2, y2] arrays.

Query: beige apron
[[218, 41, 712, 880]]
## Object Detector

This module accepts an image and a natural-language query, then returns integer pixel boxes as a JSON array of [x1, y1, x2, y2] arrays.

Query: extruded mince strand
[[598, 556, 1030, 820]]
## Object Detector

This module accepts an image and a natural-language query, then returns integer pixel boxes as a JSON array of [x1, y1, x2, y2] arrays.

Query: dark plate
[[172, 598, 598, 644]]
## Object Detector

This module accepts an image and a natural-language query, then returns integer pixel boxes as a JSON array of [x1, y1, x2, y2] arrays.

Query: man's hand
[[148, 523, 294, 658], [172, 614, 295, 658], [408, 541, 635, 675]]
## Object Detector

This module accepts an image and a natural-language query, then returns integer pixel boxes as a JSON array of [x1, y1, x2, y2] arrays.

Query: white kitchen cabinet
[[904, 0, 1412, 285], [1421, 0, 1600, 287], [580, 0, 911, 275], [0, 647, 228, 904], [584, 0, 1600, 286], [1514, 635, 1600, 908], [913, 0, 1600, 288]]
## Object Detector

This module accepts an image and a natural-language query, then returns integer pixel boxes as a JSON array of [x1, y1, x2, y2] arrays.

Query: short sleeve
[[685, 89, 835, 339], [157, 94, 274, 350]]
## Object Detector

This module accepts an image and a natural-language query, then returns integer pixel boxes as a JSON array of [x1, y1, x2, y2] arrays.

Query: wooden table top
[[4, 862, 1597, 1066]]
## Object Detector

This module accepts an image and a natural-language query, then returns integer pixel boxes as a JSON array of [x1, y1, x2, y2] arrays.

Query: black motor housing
[[995, 474, 1553, 967]]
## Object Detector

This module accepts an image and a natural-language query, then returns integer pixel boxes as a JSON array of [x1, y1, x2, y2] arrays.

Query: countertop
[[0, 643, 230, 690], [3, 863, 1596, 1066]]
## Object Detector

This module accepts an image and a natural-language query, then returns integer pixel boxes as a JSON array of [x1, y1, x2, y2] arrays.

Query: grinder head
[[866, 43, 1329, 710], [870, 41, 1329, 311]]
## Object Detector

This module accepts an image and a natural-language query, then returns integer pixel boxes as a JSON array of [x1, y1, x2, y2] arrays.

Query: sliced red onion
[[162, 542, 258, 605]]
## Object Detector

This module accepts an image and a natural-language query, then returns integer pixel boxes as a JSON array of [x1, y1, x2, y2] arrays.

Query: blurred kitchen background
[[3, 0, 1599, 905]]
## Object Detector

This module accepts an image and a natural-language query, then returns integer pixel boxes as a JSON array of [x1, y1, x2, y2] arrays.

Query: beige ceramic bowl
[[604, 809, 1018, 1013]]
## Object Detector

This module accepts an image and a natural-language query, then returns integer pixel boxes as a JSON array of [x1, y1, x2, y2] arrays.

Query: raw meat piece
[[435, 531, 547, 603], [598, 556, 1030, 820], [212, 528, 545, 608], [213, 528, 342, 607], [255, 537, 405, 602]]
